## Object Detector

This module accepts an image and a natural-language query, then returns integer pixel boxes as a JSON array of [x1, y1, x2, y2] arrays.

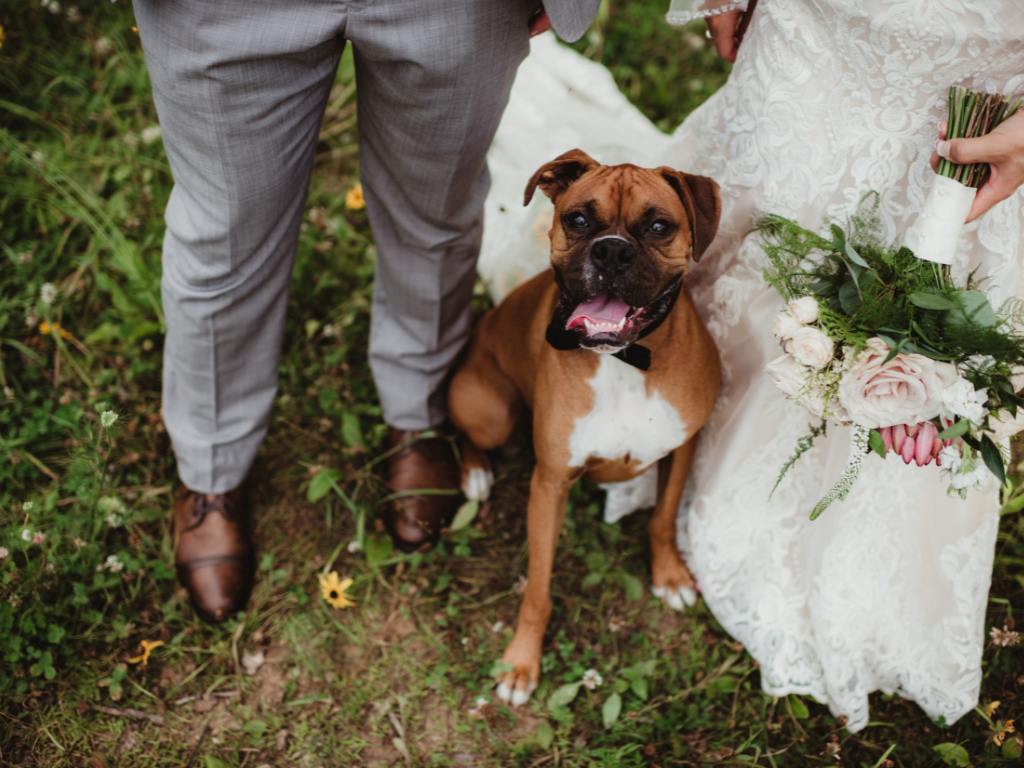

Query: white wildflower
[[92, 37, 114, 56], [99, 496, 126, 527], [990, 625, 1022, 648], [100, 409, 118, 429], [467, 696, 489, 718], [22, 501, 35, 514], [0, 547, 8, 559], [99, 554, 124, 573], [787, 296, 819, 325], [140, 125, 162, 145], [346, 538, 362, 554], [21, 528, 33, 542], [581, 669, 604, 691], [39, 282, 57, 306]]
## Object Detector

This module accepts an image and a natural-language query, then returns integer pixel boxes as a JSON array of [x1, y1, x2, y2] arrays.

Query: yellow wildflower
[[345, 183, 365, 211], [993, 719, 1016, 748], [318, 570, 355, 609], [983, 701, 1001, 719], [126, 639, 164, 668], [0, 24, 5, 49], [38, 320, 72, 340]]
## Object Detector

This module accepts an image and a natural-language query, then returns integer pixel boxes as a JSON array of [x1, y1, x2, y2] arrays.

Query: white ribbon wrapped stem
[[903, 175, 976, 266]]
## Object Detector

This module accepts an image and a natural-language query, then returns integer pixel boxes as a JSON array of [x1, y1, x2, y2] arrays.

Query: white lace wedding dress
[[480, 1, 1024, 732]]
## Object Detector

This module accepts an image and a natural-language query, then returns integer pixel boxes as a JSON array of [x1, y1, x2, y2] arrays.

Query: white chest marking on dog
[[568, 355, 687, 469]]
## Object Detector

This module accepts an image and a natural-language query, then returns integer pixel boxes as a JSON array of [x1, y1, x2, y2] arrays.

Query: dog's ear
[[523, 149, 599, 205], [659, 169, 721, 261]]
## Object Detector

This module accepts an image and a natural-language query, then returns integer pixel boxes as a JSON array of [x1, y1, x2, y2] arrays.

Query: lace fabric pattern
[[668, 0, 1022, 731]]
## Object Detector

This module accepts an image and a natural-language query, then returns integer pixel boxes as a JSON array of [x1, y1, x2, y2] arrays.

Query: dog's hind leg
[[448, 351, 521, 502], [650, 438, 699, 611]]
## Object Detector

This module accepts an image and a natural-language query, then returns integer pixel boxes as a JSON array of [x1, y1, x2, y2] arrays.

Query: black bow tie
[[543, 279, 682, 372]]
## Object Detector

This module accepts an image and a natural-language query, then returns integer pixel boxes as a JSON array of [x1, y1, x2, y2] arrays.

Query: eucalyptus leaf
[[844, 241, 870, 268], [937, 420, 970, 440], [909, 292, 957, 311], [838, 280, 861, 315], [950, 290, 997, 328]]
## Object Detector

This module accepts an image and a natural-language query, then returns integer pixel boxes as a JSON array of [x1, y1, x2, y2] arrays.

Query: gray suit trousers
[[135, 0, 549, 493]]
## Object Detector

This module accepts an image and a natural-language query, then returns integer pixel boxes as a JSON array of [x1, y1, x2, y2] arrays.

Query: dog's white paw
[[462, 466, 494, 502], [496, 680, 534, 707], [652, 584, 697, 612]]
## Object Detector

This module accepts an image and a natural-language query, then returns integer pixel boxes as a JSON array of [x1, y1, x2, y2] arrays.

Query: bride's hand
[[931, 110, 1024, 222], [705, 10, 743, 62]]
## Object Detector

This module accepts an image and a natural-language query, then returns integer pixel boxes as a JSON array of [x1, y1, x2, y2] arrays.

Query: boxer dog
[[448, 149, 721, 705]]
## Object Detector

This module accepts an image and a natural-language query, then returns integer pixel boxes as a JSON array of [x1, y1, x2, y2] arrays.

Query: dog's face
[[525, 149, 721, 352]]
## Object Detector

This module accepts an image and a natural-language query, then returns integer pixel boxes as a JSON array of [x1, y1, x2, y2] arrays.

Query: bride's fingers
[[967, 175, 1014, 222], [706, 11, 742, 62], [930, 151, 939, 172]]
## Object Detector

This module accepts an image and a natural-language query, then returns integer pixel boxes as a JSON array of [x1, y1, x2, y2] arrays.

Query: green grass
[[1, 2, 1022, 766]]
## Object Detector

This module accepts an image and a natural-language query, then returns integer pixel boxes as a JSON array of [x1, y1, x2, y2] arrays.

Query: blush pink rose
[[838, 338, 958, 428]]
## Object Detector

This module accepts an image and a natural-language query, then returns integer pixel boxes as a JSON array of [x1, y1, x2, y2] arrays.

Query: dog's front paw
[[651, 551, 698, 611], [494, 638, 540, 706]]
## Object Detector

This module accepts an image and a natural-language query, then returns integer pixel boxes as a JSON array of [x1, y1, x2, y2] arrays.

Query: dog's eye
[[649, 219, 672, 235], [564, 212, 589, 230]]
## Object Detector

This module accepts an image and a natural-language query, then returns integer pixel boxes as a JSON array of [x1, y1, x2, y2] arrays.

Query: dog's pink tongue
[[566, 294, 631, 330]]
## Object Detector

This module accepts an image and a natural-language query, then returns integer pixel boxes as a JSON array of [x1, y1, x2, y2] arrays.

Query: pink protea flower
[[913, 422, 938, 466], [880, 421, 945, 466]]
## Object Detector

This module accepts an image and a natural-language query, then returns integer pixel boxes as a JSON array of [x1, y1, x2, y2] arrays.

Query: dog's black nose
[[590, 237, 636, 275]]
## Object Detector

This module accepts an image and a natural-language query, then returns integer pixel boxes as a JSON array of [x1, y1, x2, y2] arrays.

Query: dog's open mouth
[[564, 293, 648, 347]]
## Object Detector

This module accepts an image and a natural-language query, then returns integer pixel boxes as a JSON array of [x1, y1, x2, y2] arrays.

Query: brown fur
[[449, 150, 723, 702]]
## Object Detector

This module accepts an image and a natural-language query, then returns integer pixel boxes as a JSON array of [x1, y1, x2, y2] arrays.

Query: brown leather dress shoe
[[173, 486, 254, 623], [384, 428, 461, 552]]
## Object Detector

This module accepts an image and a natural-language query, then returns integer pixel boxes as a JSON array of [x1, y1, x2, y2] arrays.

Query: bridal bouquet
[[763, 87, 1024, 518]]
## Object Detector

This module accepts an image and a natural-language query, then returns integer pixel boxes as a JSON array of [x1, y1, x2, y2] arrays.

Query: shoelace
[[183, 493, 239, 532]]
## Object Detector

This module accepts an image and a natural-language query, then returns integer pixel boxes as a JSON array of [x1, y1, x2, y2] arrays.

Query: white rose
[[941, 378, 988, 426], [787, 296, 819, 324], [765, 354, 824, 418], [837, 337, 958, 428], [772, 311, 802, 343], [788, 326, 834, 370]]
